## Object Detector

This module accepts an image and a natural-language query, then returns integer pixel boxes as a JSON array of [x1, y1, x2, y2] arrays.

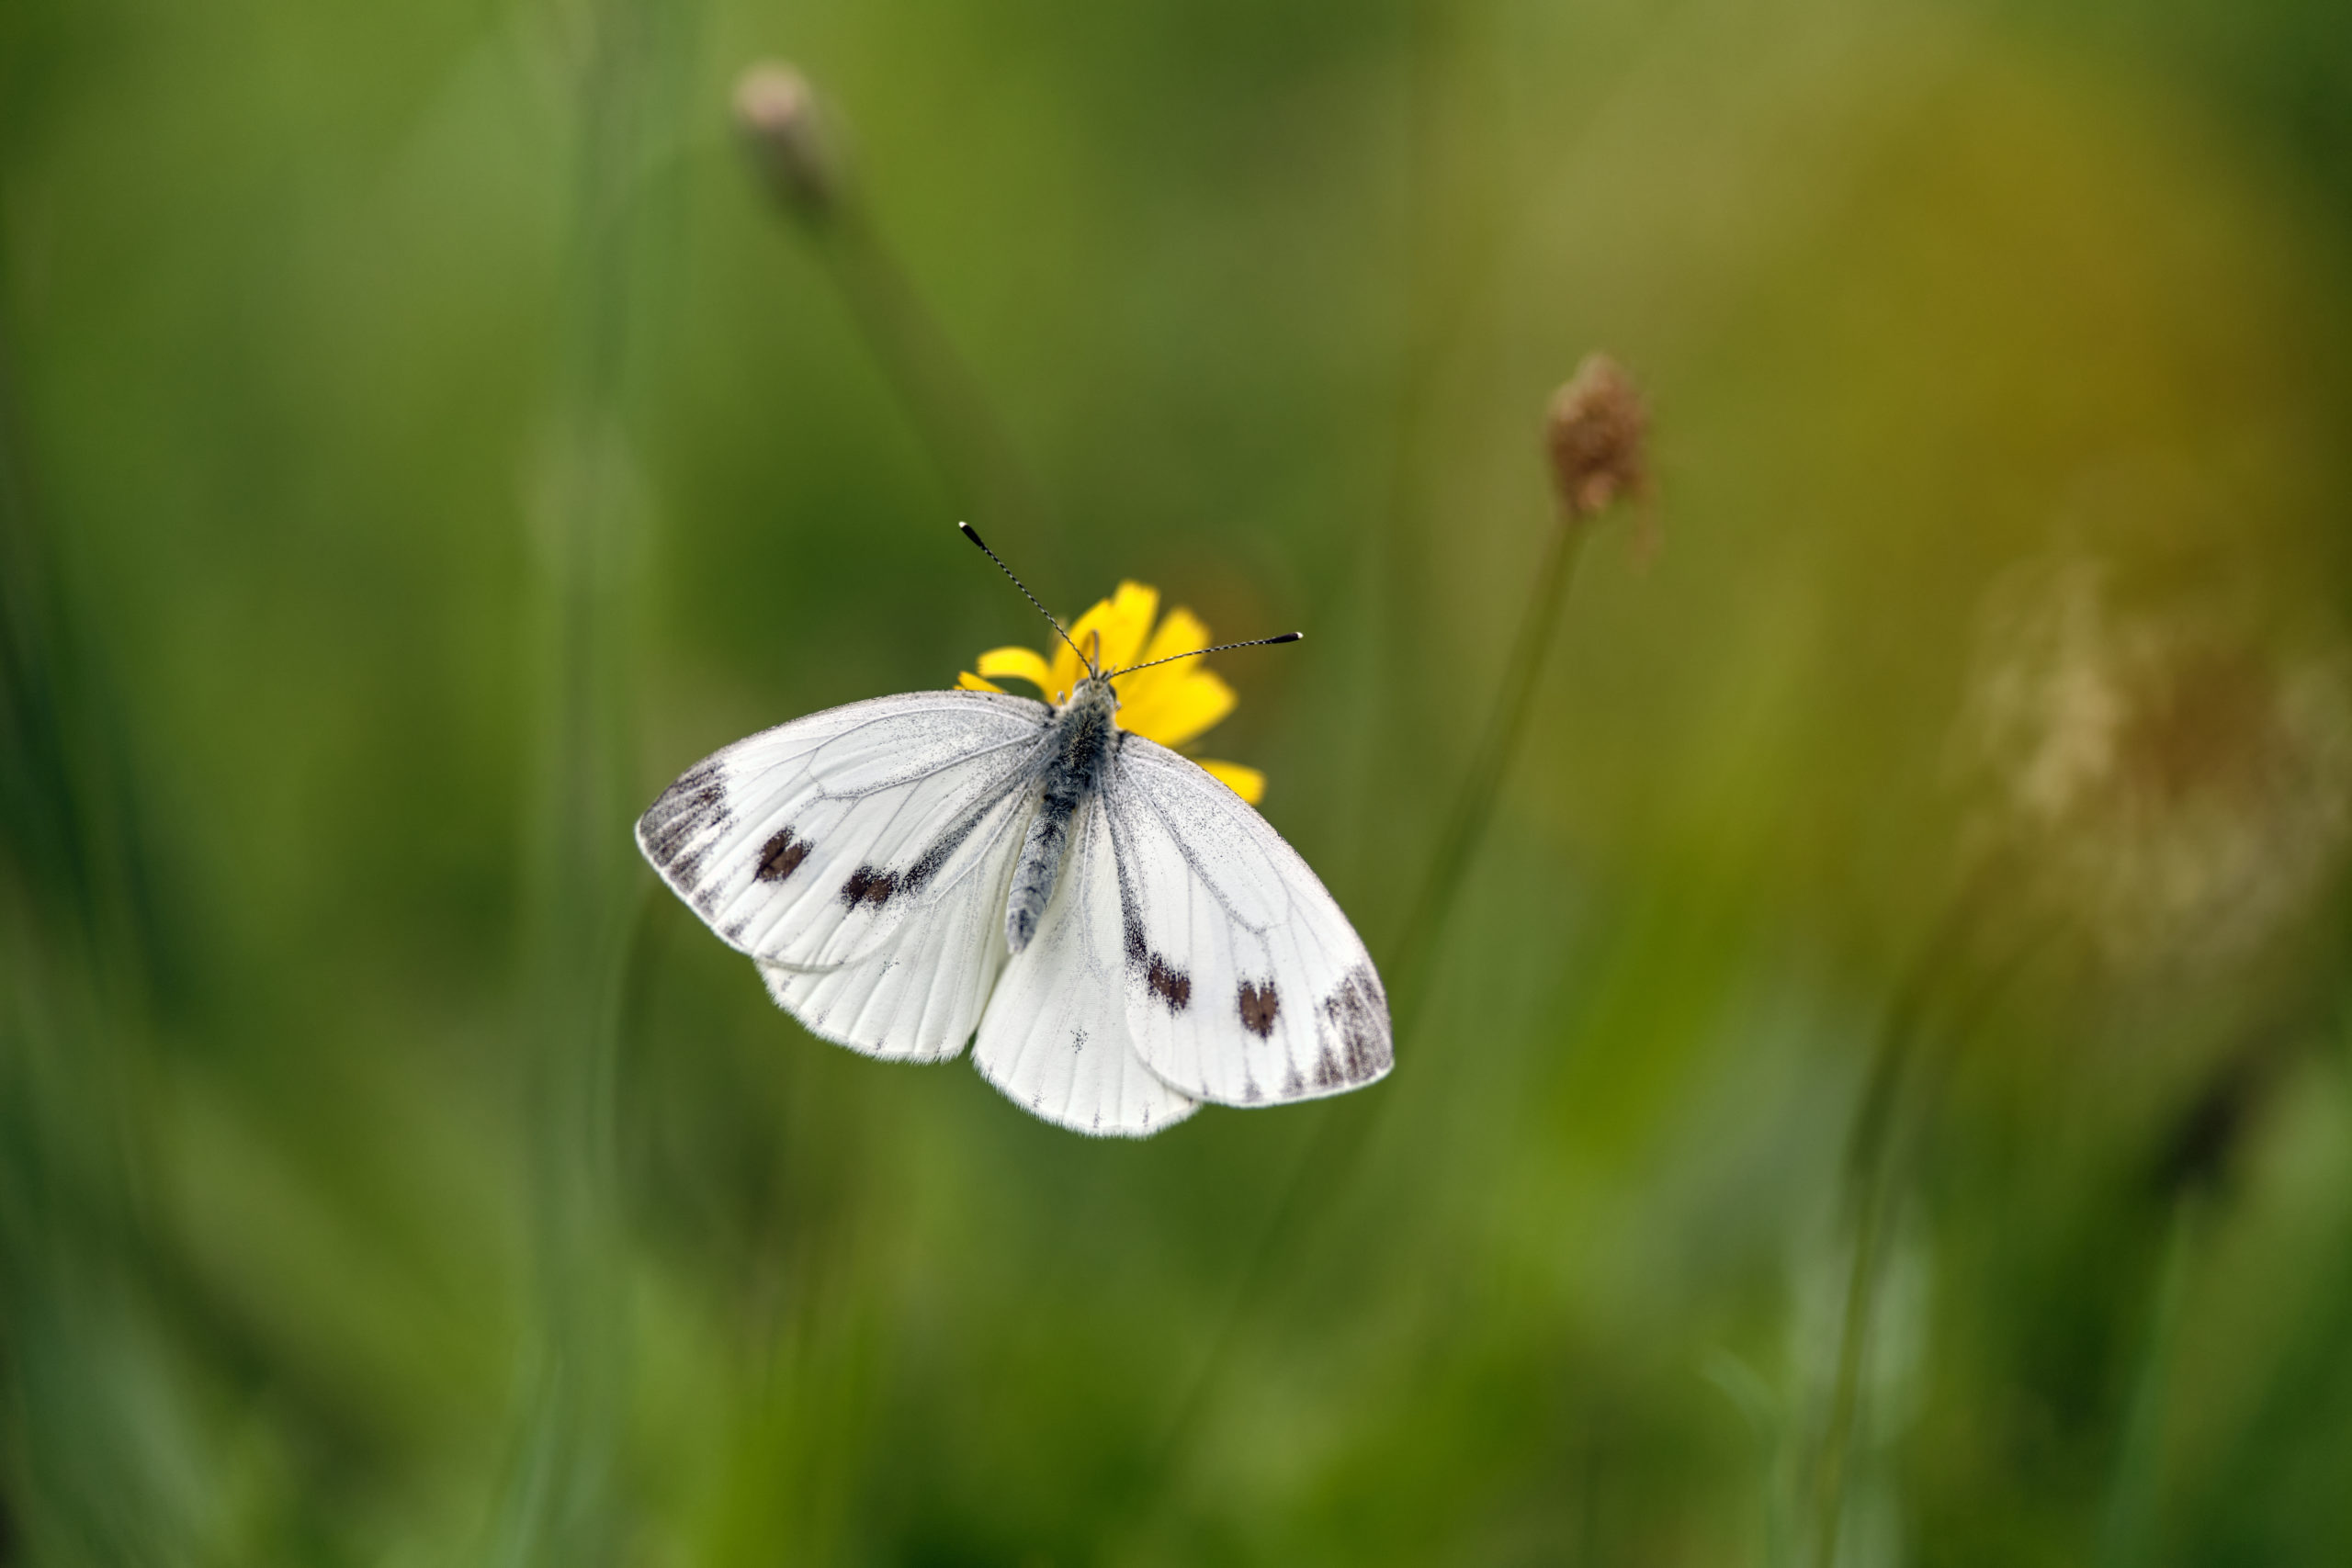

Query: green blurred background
[[7, 0, 2352, 1561]]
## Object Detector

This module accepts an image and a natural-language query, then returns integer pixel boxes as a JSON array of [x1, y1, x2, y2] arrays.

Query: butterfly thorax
[[1004, 678, 1120, 954]]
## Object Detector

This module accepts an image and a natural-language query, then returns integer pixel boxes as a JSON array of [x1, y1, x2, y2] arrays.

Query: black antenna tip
[[957, 520, 989, 550], [1272, 631, 1304, 644]]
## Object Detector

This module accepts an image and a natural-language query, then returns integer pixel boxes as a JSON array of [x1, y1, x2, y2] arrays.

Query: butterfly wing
[[1103, 734, 1392, 1107], [753, 808, 1020, 1061], [971, 792, 1200, 1136], [638, 690, 1049, 1057]]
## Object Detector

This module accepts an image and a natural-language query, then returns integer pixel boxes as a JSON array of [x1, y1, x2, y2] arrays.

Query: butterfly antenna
[[1103, 631, 1303, 681], [958, 521, 1096, 676]]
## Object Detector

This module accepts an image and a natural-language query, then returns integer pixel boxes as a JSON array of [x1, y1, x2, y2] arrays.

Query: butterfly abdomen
[[1005, 682, 1119, 954]]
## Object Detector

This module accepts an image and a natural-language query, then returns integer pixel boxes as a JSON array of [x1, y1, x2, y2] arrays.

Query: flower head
[[1545, 353, 1649, 521], [1955, 558, 2352, 967], [956, 581, 1268, 803], [734, 62, 841, 220]]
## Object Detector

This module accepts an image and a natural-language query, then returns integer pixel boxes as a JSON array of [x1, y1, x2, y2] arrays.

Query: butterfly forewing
[[637, 690, 1050, 977], [1104, 736, 1392, 1107], [972, 794, 1201, 1136], [758, 798, 1025, 1061]]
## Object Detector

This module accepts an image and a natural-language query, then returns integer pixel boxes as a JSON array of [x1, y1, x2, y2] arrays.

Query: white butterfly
[[635, 525, 1391, 1136]]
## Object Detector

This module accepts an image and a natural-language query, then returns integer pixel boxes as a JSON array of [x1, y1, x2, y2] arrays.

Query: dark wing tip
[[635, 761, 730, 876]]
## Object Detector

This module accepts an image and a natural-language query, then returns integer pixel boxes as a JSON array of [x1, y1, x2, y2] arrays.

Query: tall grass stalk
[[1806, 875, 2029, 1568], [2094, 1009, 2303, 1566], [1807, 1021, 1915, 1568], [2098, 1196, 2198, 1568], [1806, 942, 1959, 1568], [492, 2, 689, 1560], [0, 292, 184, 1562]]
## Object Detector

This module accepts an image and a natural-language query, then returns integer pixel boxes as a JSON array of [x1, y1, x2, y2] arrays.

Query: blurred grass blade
[[489, 0, 693, 1560], [0, 269, 192, 1564]]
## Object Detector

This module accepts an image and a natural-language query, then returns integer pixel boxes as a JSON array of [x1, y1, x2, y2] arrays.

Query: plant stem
[[798, 193, 1050, 543], [2098, 1196, 2197, 1568], [1384, 515, 1589, 1026], [1812, 1031, 1904, 1561], [492, 0, 684, 1559], [1143, 509, 1593, 1530], [1807, 876, 2018, 1568], [1811, 1115, 1897, 1568], [0, 263, 179, 1565]]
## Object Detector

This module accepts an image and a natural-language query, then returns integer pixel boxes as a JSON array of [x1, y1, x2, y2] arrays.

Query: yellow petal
[[1139, 605, 1211, 667], [1100, 581, 1159, 672], [1196, 760, 1265, 805], [956, 671, 1007, 693], [1115, 604, 1227, 738], [976, 646, 1056, 693], [1120, 669, 1236, 748]]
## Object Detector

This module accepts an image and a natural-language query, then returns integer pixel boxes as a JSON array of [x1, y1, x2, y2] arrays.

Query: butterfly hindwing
[[1103, 735, 1392, 1107], [972, 793, 1201, 1136], [638, 689, 1048, 980]]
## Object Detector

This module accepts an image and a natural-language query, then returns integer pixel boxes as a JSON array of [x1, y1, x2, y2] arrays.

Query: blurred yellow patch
[[959, 581, 1267, 804]]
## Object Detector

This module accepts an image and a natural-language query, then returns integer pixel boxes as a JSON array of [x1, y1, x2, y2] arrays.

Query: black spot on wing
[[1317, 965, 1392, 1082], [899, 797, 991, 897], [756, 827, 810, 883], [1147, 956, 1192, 1013], [1238, 979, 1280, 1039], [832, 787, 1012, 925], [841, 866, 899, 909]]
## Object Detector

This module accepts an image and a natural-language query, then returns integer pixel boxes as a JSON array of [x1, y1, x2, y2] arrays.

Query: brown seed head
[[734, 62, 839, 220], [1544, 353, 1649, 521], [1956, 558, 2352, 969]]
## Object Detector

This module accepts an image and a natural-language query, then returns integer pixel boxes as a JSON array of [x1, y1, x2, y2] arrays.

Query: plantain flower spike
[[1544, 353, 1650, 522], [734, 61, 841, 221]]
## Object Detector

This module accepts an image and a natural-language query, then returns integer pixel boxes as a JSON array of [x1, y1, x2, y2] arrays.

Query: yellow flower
[[956, 581, 1268, 804]]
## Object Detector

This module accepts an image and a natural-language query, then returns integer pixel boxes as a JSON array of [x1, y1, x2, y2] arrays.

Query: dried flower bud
[[1544, 353, 1649, 521], [734, 62, 839, 220]]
